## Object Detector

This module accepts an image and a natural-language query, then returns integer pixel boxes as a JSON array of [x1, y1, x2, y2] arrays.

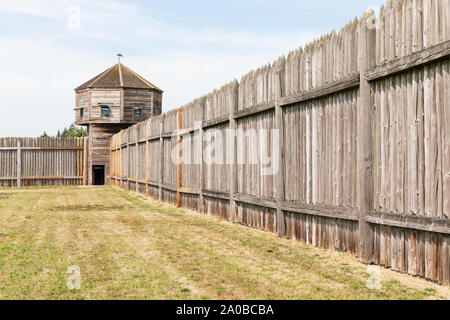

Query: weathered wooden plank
[[233, 101, 275, 120], [16, 140, 21, 187], [357, 15, 376, 263], [202, 114, 230, 129], [436, 62, 444, 219], [234, 193, 277, 210], [20, 176, 84, 180], [0, 147, 84, 151], [274, 66, 286, 237], [177, 107, 183, 207], [367, 210, 450, 234], [281, 202, 358, 222], [159, 115, 165, 201], [145, 134, 161, 142], [279, 74, 360, 107], [179, 187, 201, 195], [424, 64, 437, 217], [0, 177, 17, 181], [229, 82, 238, 222], [203, 189, 230, 200], [443, 61, 450, 219], [161, 183, 178, 193], [366, 40, 450, 81], [408, 70, 418, 215]]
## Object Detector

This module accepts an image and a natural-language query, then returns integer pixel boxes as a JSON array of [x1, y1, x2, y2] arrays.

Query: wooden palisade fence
[[111, 0, 450, 285], [0, 137, 87, 187]]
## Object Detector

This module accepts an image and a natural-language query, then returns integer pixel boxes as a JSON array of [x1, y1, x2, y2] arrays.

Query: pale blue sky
[[0, 0, 385, 136]]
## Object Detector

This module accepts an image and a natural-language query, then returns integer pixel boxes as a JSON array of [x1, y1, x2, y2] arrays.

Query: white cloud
[[0, 0, 137, 19], [0, 0, 53, 17], [134, 25, 317, 51]]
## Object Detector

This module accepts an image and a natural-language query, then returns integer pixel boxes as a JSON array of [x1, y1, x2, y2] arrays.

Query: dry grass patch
[[0, 185, 448, 300]]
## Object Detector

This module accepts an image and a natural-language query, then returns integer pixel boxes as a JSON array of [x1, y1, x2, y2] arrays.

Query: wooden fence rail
[[111, 0, 449, 285], [0, 137, 87, 187]]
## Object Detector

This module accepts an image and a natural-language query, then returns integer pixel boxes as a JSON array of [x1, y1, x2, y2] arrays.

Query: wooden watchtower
[[74, 63, 163, 185]]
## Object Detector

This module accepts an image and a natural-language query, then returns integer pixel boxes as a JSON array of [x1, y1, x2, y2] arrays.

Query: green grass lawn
[[0, 185, 448, 300]]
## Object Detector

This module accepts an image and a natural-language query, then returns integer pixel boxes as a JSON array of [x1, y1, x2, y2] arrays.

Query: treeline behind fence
[[0, 137, 87, 187], [111, 0, 450, 285]]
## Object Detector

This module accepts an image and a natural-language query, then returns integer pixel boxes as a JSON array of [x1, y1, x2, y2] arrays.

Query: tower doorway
[[93, 165, 105, 185]]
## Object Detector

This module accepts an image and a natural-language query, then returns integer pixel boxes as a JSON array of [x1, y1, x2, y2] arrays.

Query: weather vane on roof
[[117, 53, 123, 64]]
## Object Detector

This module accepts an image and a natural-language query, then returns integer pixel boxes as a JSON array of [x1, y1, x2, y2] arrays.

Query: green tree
[[40, 124, 87, 138], [60, 124, 87, 137]]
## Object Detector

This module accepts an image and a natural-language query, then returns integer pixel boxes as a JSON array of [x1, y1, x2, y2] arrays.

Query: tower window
[[80, 108, 84, 119], [101, 106, 110, 117], [134, 109, 141, 116]]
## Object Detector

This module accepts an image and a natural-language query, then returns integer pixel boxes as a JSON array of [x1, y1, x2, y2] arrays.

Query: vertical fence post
[[159, 115, 164, 201], [83, 136, 89, 185], [110, 136, 114, 186], [117, 134, 121, 187], [119, 132, 123, 188], [16, 140, 22, 188], [135, 127, 139, 193], [176, 108, 184, 207], [274, 68, 286, 237], [229, 82, 238, 222], [108, 137, 111, 185], [127, 130, 130, 191], [199, 102, 205, 213], [113, 136, 117, 186], [357, 14, 376, 263], [145, 120, 150, 197]]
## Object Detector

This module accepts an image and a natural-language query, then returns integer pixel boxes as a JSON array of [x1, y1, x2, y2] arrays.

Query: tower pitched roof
[[75, 63, 162, 92]]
